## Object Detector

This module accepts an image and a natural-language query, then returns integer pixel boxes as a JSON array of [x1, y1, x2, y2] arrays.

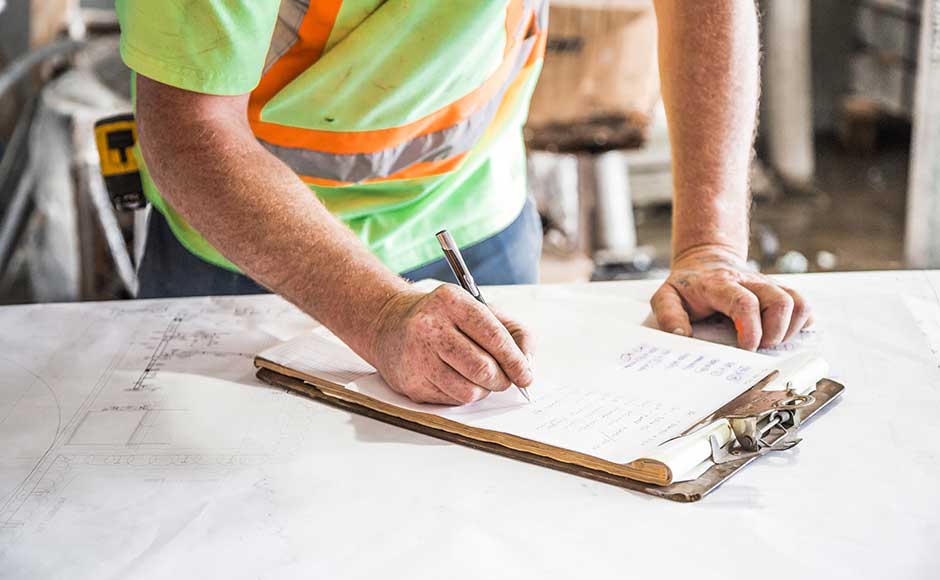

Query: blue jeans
[[401, 197, 542, 286], [138, 198, 542, 298]]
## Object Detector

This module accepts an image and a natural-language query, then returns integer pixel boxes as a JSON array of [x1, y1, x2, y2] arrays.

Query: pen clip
[[436, 230, 486, 305]]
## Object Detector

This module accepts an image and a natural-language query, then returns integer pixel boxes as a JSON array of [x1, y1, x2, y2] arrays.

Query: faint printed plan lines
[[129, 312, 257, 392], [0, 295, 308, 563], [0, 354, 63, 521], [0, 354, 62, 450], [131, 315, 184, 391], [0, 311, 134, 538]]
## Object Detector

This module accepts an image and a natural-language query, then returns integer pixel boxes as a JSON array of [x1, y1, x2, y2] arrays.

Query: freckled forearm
[[136, 77, 409, 360], [652, 0, 759, 261]]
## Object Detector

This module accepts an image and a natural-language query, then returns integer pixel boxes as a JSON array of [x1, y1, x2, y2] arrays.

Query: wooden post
[[31, 0, 79, 47], [905, 0, 940, 268]]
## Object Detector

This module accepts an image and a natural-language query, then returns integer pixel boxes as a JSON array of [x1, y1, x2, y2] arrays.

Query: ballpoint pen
[[436, 229, 532, 402]]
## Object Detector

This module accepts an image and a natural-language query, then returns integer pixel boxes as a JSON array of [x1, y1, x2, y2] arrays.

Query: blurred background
[[0, 0, 935, 304]]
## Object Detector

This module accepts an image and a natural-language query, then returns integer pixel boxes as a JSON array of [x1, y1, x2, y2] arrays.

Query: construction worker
[[116, 1, 811, 405]]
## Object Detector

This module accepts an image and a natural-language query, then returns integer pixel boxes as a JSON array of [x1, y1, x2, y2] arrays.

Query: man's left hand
[[650, 246, 813, 351]]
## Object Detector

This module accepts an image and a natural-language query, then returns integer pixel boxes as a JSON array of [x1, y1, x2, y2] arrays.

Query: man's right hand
[[134, 78, 533, 404], [368, 285, 535, 405]]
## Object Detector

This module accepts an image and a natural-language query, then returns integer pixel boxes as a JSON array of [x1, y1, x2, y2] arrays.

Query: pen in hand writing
[[436, 229, 533, 402]]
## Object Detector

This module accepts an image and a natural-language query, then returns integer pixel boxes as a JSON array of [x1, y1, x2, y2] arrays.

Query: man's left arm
[[649, 0, 812, 351]]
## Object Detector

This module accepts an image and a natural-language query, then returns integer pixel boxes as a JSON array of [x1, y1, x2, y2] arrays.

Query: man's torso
[[118, 0, 547, 273]]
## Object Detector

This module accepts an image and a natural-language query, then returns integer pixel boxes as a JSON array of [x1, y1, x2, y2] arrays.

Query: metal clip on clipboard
[[673, 352, 826, 465], [636, 353, 845, 502], [708, 386, 814, 464]]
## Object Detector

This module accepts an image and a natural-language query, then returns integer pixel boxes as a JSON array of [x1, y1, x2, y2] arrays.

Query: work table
[[0, 271, 938, 579]]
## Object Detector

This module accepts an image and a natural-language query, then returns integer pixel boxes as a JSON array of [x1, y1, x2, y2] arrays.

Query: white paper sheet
[[4, 275, 940, 580], [260, 292, 774, 463]]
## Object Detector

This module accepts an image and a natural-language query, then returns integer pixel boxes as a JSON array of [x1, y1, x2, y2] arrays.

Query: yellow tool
[[94, 114, 146, 210]]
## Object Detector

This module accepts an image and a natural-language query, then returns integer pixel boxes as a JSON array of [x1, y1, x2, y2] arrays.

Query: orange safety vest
[[248, 0, 548, 187]]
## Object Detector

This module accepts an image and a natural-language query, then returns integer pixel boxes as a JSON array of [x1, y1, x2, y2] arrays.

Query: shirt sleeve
[[116, 0, 281, 95]]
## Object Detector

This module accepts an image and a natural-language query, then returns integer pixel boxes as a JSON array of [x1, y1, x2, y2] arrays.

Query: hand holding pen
[[368, 284, 536, 405], [437, 230, 533, 402], [364, 235, 536, 405]]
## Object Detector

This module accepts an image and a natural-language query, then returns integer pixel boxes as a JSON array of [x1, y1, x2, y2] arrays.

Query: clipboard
[[255, 353, 845, 503]]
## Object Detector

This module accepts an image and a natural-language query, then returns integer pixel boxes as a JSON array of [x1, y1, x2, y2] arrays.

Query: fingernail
[[672, 328, 687, 336]]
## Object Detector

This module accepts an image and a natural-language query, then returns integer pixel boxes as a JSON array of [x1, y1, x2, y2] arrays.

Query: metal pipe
[[0, 163, 35, 273], [0, 98, 34, 199], [0, 38, 84, 103]]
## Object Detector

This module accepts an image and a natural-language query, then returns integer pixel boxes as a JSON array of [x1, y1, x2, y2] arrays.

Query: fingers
[[704, 280, 808, 350], [389, 285, 536, 406], [429, 364, 490, 405], [652, 256, 814, 352], [706, 282, 763, 351], [388, 379, 461, 405], [437, 328, 513, 392], [442, 290, 534, 388], [740, 281, 794, 348], [650, 284, 692, 337], [782, 287, 813, 341], [492, 308, 536, 363], [399, 379, 464, 406]]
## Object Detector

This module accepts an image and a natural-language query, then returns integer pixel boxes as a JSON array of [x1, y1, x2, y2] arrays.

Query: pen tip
[[519, 387, 532, 403]]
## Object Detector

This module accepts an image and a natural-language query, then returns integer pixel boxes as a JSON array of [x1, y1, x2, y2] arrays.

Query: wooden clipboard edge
[[256, 367, 845, 503], [254, 358, 671, 485], [256, 366, 686, 495]]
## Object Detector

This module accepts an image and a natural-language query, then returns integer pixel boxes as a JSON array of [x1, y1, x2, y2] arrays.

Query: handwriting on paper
[[527, 387, 702, 452], [619, 343, 759, 384]]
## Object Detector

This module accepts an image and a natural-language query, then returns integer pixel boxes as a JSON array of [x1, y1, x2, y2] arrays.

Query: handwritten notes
[[620, 343, 761, 385], [525, 388, 701, 453], [260, 288, 777, 463]]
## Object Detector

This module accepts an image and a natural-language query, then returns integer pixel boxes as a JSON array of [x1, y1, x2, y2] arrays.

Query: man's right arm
[[135, 75, 534, 404]]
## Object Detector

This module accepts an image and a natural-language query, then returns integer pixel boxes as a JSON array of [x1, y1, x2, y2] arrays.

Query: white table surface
[[1, 271, 938, 579]]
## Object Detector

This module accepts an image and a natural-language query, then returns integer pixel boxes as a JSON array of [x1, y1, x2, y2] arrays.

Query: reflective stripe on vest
[[248, 0, 547, 186]]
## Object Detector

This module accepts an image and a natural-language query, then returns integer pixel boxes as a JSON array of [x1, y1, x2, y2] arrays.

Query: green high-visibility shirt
[[115, 0, 544, 274]]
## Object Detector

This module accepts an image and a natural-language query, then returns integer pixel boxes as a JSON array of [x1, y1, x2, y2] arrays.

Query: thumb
[[650, 284, 693, 337]]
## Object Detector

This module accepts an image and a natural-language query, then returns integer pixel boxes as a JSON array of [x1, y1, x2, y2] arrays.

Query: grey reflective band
[[255, 2, 543, 184]]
